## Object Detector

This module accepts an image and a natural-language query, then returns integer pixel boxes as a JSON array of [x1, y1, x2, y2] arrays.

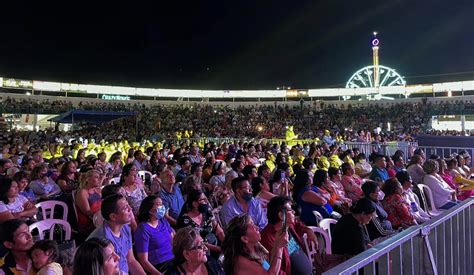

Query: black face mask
[[198, 203, 212, 213]]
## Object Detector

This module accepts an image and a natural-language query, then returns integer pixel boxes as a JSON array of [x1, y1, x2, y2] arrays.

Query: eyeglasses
[[190, 242, 207, 251]]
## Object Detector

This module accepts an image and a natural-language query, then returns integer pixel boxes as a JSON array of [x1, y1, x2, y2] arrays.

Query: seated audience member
[[327, 167, 352, 211], [340, 163, 364, 201], [381, 178, 417, 229], [108, 154, 123, 178], [208, 161, 227, 192], [132, 150, 149, 172], [293, 170, 333, 225], [73, 238, 120, 275], [354, 153, 372, 178], [0, 219, 34, 274], [88, 194, 146, 275], [369, 154, 389, 183], [93, 184, 138, 231], [13, 171, 36, 203], [176, 157, 191, 184], [271, 166, 290, 197], [120, 164, 147, 216], [222, 214, 287, 275], [159, 169, 185, 227], [242, 165, 258, 182], [332, 198, 376, 256], [251, 176, 275, 217], [260, 196, 316, 275], [76, 169, 103, 236], [396, 171, 431, 223], [362, 181, 395, 241], [30, 164, 62, 200], [165, 226, 223, 275], [422, 159, 459, 210], [392, 155, 406, 173], [220, 177, 268, 230], [446, 158, 474, 200], [56, 161, 80, 194], [406, 155, 425, 185], [0, 178, 37, 223], [29, 240, 62, 275], [314, 169, 347, 215], [177, 189, 225, 253], [135, 195, 175, 274]]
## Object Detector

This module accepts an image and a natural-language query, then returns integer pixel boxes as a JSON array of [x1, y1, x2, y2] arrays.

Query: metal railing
[[323, 199, 474, 275]]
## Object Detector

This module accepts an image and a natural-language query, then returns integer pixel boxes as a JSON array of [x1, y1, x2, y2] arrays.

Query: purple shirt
[[88, 223, 132, 273], [134, 219, 174, 265], [220, 196, 268, 230]]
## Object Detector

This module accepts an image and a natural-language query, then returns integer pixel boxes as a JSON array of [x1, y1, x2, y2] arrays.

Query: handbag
[[50, 223, 76, 268]]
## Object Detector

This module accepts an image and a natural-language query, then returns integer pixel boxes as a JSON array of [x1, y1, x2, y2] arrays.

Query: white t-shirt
[[0, 195, 29, 214]]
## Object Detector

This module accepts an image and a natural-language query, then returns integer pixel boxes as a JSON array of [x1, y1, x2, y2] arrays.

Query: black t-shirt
[[331, 214, 370, 256]]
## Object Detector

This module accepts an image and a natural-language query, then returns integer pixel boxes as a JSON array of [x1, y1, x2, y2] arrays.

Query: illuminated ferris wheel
[[345, 65, 406, 88], [345, 33, 406, 89]]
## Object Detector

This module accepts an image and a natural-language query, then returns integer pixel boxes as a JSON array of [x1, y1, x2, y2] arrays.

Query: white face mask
[[377, 190, 385, 201]]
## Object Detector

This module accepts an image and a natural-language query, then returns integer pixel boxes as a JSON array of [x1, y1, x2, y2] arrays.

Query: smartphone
[[281, 208, 287, 233], [281, 171, 286, 181]]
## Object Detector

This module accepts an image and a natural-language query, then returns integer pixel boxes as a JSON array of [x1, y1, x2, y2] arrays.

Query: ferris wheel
[[345, 65, 406, 88]]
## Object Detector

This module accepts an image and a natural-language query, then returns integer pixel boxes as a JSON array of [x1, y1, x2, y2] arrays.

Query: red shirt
[[260, 220, 308, 275]]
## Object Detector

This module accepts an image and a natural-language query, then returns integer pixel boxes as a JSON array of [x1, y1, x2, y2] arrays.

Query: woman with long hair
[[73, 238, 120, 275], [221, 214, 287, 275], [76, 169, 103, 236], [0, 178, 37, 223], [56, 160, 80, 194]]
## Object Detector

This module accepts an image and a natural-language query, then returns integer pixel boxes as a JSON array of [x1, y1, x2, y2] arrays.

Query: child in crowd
[[29, 240, 63, 275]]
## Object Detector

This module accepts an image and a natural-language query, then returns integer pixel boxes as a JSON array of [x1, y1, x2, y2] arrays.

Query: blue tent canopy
[[49, 110, 136, 124]]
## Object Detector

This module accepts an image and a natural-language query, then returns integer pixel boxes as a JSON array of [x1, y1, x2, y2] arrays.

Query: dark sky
[[1, 0, 474, 90]]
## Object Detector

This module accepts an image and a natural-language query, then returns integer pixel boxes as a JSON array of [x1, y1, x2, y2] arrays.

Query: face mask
[[242, 192, 253, 202], [377, 190, 385, 201], [198, 203, 211, 214], [156, 205, 166, 220]]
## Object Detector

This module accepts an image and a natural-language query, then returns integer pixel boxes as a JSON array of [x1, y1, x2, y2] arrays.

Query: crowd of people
[[2, 96, 474, 142], [0, 133, 473, 274]]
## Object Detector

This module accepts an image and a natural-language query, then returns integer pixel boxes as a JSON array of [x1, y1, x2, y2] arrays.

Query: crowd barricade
[[323, 198, 474, 275]]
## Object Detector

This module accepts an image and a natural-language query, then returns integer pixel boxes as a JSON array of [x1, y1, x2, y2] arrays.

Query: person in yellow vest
[[176, 131, 182, 141], [184, 130, 191, 139], [285, 126, 298, 146], [343, 149, 355, 167], [264, 152, 276, 172], [316, 155, 330, 171]]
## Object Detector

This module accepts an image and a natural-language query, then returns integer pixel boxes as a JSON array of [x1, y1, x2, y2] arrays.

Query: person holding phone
[[260, 196, 316, 275]]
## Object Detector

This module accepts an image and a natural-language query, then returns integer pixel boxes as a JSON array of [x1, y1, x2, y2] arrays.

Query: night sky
[[1, 0, 474, 90]]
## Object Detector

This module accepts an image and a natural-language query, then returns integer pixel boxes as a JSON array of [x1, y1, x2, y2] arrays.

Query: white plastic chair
[[313, 211, 323, 225], [303, 226, 332, 265], [318, 218, 337, 241], [417, 184, 444, 216], [138, 171, 153, 182], [29, 219, 72, 240], [35, 200, 68, 221], [108, 176, 121, 185]]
